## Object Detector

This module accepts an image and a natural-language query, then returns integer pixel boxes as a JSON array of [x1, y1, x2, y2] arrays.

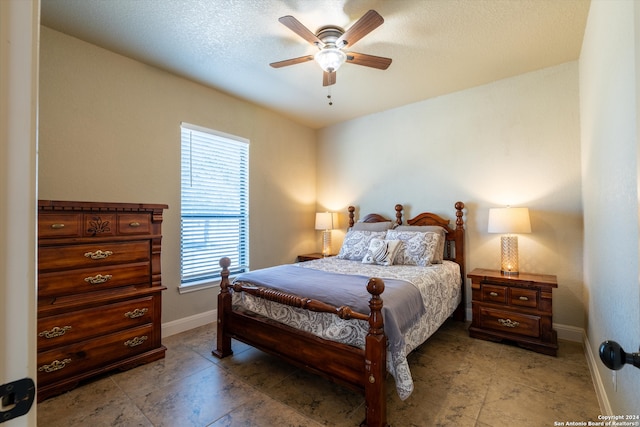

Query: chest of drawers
[[37, 200, 168, 400], [467, 268, 558, 356]]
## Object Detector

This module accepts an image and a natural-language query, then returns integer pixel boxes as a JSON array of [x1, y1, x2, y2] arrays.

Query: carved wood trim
[[231, 282, 370, 321]]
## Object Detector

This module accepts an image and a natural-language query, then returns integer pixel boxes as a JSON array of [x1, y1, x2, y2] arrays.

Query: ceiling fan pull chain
[[327, 87, 333, 106]]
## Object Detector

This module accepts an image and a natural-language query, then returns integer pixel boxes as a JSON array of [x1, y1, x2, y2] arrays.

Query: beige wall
[[318, 62, 584, 329], [580, 0, 640, 415], [38, 27, 318, 323]]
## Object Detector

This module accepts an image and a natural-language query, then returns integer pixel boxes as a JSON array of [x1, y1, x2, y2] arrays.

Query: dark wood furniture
[[468, 268, 558, 356], [214, 202, 465, 427], [37, 200, 168, 401], [297, 252, 329, 262]]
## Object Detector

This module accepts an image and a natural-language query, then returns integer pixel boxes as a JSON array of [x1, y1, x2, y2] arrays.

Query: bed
[[213, 202, 465, 427]]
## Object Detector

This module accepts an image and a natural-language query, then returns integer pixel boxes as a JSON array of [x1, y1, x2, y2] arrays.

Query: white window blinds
[[180, 123, 249, 286]]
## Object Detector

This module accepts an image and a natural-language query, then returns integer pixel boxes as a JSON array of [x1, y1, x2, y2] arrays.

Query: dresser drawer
[[478, 307, 541, 338], [39, 262, 150, 298], [38, 296, 156, 350], [37, 324, 155, 386], [481, 284, 507, 304], [39, 240, 150, 272], [510, 288, 538, 308], [117, 213, 151, 235], [39, 213, 83, 238]]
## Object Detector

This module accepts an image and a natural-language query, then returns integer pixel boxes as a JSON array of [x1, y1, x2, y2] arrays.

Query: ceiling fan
[[270, 10, 392, 87]]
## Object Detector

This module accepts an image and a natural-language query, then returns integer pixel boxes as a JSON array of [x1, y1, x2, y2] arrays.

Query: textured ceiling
[[40, 0, 591, 129]]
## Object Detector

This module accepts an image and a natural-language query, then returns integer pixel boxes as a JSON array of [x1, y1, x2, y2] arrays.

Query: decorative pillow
[[351, 221, 393, 232], [362, 239, 402, 266], [336, 230, 387, 261], [385, 230, 439, 266], [393, 225, 447, 263]]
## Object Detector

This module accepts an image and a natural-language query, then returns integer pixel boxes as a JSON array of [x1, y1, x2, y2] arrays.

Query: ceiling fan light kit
[[270, 10, 392, 87], [315, 48, 346, 72]]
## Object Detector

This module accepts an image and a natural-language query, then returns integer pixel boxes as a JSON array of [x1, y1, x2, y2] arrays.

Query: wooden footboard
[[213, 257, 389, 427], [212, 202, 466, 427]]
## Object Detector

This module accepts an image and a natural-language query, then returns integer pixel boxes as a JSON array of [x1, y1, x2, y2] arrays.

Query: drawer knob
[[124, 336, 148, 348], [124, 308, 148, 319], [84, 274, 112, 285], [129, 222, 141, 227], [84, 250, 113, 260], [38, 358, 72, 373], [50, 223, 65, 229], [38, 326, 72, 339], [489, 292, 499, 297], [498, 318, 520, 328], [518, 296, 529, 301]]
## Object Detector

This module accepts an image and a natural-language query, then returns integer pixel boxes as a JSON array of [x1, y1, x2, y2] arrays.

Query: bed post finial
[[348, 206, 355, 228], [395, 204, 403, 225], [455, 202, 465, 230]]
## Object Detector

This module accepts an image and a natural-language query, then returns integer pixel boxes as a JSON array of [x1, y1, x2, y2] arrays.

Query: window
[[180, 123, 249, 291]]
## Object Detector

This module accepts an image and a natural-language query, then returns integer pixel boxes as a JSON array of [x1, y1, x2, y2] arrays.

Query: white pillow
[[393, 225, 447, 263], [336, 230, 387, 261], [385, 230, 440, 266], [362, 239, 402, 266]]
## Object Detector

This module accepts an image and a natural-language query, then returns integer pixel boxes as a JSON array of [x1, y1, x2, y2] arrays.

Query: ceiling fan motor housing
[[316, 26, 345, 47]]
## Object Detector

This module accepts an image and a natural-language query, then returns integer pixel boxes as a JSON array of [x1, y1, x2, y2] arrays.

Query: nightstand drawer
[[478, 307, 540, 338], [481, 285, 507, 304], [510, 288, 538, 308]]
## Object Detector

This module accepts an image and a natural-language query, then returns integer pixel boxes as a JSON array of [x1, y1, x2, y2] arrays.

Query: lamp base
[[500, 235, 519, 275], [322, 230, 332, 257], [500, 270, 520, 276]]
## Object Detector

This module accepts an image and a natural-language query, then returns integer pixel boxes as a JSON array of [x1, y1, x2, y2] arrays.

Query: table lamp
[[315, 212, 336, 256], [488, 207, 531, 275]]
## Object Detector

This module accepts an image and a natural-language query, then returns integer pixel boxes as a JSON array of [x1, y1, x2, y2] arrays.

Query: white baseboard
[[161, 309, 217, 338], [554, 322, 583, 343], [584, 333, 612, 415]]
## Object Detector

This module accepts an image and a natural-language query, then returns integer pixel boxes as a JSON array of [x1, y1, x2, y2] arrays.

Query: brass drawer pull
[[489, 292, 499, 297], [50, 223, 65, 229], [518, 296, 529, 301], [38, 326, 72, 339], [129, 222, 141, 227], [124, 308, 148, 319], [124, 336, 148, 348], [38, 358, 72, 373], [84, 250, 113, 260], [84, 274, 112, 285], [498, 318, 520, 328]]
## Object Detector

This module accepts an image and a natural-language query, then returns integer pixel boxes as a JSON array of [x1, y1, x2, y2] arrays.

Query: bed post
[[348, 206, 356, 228], [394, 204, 403, 225], [212, 257, 233, 358], [453, 201, 466, 321], [362, 278, 388, 427]]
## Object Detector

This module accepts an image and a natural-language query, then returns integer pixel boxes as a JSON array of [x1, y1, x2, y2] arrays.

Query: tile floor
[[37, 320, 601, 426]]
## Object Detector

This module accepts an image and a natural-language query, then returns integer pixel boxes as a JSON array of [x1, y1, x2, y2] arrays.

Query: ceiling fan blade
[[323, 71, 336, 86], [279, 15, 324, 47], [346, 52, 392, 70], [270, 55, 314, 68], [336, 10, 384, 48]]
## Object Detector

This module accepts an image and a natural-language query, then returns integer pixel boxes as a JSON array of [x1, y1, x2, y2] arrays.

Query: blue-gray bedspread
[[234, 264, 426, 355]]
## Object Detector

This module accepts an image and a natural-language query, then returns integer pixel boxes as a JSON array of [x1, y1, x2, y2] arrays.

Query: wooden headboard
[[347, 202, 466, 321]]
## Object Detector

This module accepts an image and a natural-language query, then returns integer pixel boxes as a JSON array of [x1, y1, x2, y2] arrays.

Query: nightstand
[[467, 268, 558, 356], [296, 253, 328, 262]]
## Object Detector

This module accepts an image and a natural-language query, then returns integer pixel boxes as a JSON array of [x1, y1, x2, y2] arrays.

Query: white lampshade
[[488, 207, 531, 275], [488, 207, 531, 234], [315, 212, 335, 230]]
